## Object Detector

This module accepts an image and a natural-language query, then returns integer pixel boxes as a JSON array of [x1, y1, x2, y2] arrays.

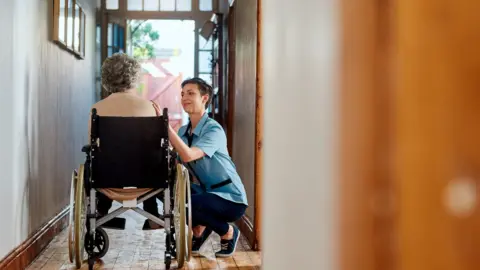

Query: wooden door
[[394, 1, 480, 269], [339, 0, 480, 269], [226, 0, 262, 250]]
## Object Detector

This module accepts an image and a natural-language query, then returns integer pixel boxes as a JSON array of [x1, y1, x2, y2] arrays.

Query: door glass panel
[[106, 0, 119, 9], [176, 0, 192, 11], [118, 26, 125, 50], [199, 51, 212, 73], [160, 0, 175, 11], [127, 0, 143, 10], [144, 0, 160, 11], [199, 0, 212, 11], [96, 25, 101, 45], [199, 34, 212, 50], [107, 23, 113, 46], [113, 24, 118, 47], [199, 73, 212, 85]]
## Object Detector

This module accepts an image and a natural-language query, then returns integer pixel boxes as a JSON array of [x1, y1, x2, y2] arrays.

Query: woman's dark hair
[[181, 77, 213, 109]]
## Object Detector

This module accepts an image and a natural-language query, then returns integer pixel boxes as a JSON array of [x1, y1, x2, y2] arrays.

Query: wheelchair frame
[[67, 108, 192, 270]]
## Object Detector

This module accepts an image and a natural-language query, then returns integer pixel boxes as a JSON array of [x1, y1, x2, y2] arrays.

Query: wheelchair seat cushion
[[98, 188, 152, 201]]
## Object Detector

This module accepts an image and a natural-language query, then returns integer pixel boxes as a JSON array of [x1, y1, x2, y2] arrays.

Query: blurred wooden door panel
[[340, 0, 480, 269], [394, 0, 480, 269]]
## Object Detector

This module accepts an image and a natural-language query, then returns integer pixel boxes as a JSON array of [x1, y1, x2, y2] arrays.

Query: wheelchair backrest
[[90, 114, 169, 189]]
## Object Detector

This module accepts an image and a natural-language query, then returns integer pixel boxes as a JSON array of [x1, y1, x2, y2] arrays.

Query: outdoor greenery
[[130, 20, 160, 60]]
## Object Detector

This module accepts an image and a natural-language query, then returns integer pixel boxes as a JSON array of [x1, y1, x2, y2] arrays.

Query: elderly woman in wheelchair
[[68, 53, 194, 270], [88, 53, 163, 231], [168, 77, 248, 258]]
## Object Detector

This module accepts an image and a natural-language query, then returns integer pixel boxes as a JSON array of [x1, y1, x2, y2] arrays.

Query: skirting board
[[0, 207, 69, 270], [236, 214, 258, 250]]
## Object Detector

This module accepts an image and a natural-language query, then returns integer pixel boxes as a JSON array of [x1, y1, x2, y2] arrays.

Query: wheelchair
[[66, 108, 192, 270]]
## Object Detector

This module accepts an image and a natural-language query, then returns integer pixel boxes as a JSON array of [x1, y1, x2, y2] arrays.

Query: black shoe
[[142, 213, 164, 230], [192, 228, 213, 255], [215, 226, 240, 257]]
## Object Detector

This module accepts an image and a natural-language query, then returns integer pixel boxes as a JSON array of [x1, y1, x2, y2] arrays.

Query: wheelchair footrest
[[99, 217, 126, 230]]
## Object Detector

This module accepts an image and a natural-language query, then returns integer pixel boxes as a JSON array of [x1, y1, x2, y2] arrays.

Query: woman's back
[[92, 92, 156, 117]]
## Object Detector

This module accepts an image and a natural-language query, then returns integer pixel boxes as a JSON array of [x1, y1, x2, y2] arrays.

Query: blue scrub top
[[177, 113, 248, 206]]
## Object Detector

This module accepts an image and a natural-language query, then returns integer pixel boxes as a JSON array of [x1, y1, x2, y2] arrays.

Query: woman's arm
[[168, 125, 205, 162]]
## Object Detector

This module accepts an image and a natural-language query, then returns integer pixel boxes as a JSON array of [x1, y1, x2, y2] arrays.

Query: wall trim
[[0, 207, 69, 270], [236, 215, 257, 250], [254, 0, 263, 251]]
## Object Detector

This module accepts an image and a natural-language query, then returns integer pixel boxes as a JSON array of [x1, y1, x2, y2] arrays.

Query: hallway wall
[[261, 0, 340, 269], [0, 0, 96, 259]]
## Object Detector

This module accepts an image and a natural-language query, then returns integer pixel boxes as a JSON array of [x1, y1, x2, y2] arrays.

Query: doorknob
[[443, 177, 477, 217]]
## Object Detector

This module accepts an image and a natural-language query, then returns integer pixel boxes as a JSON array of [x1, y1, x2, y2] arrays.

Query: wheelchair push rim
[[68, 169, 78, 263], [174, 164, 187, 268], [74, 164, 87, 269], [185, 169, 192, 262]]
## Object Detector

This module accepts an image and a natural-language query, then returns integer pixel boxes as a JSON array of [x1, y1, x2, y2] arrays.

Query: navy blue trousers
[[191, 190, 247, 236]]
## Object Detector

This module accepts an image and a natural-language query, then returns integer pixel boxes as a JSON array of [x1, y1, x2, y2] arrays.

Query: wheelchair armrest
[[82, 144, 91, 153]]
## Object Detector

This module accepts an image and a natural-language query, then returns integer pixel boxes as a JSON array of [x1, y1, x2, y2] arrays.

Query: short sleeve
[[193, 125, 225, 158], [176, 126, 186, 161]]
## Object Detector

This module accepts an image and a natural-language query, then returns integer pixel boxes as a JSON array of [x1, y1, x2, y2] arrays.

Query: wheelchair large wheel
[[174, 164, 187, 268], [185, 170, 192, 262], [74, 164, 87, 269], [68, 170, 78, 263]]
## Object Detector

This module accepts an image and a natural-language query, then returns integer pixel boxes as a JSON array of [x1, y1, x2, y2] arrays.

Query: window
[[106, 0, 119, 10], [176, 0, 192, 11], [127, 0, 143, 11], [199, 51, 212, 73], [160, 0, 175, 11], [199, 73, 212, 85], [107, 23, 125, 56], [144, 0, 160, 11], [199, 34, 213, 50], [199, 0, 213, 11]]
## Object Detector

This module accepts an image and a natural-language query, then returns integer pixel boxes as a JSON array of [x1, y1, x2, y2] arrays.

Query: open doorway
[[125, 19, 196, 130]]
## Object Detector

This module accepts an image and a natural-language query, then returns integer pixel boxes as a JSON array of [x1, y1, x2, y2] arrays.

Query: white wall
[[261, 0, 340, 269], [0, 0, 96, 259], [0, 0, 16, 259]]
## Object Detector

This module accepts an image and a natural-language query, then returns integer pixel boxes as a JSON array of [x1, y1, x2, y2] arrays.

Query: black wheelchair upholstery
[[90, 114, 169, 189]]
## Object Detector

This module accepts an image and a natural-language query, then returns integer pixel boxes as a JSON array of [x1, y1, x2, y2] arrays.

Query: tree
[[129, 20, 160, 60]]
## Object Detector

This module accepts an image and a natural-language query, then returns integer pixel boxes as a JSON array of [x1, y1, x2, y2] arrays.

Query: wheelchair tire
[[174, 164, 187, 268], [185, 170, 192, 262], [74, 164, 87, 269], [68, 169, 78, 263]]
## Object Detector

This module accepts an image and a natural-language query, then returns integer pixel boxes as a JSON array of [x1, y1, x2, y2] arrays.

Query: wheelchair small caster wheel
[[84, 227, 109, 259]]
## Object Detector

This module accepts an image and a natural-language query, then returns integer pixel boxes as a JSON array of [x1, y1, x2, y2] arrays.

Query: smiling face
[[181, 83, 210, 114]]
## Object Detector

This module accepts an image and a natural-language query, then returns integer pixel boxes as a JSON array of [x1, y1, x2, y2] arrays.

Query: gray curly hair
[[101, 53, 141, 93]]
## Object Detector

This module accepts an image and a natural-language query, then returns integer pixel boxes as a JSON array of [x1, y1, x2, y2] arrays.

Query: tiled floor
[[26, 206, 261, 269]]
